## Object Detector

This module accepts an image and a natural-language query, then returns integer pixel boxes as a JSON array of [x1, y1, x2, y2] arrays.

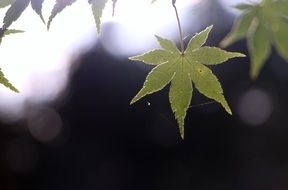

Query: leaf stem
[[172, 0, 184, 54]]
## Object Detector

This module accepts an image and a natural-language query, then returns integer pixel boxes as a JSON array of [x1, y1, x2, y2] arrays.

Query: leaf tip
[[112, 0, 117, 16], [174, 114, 185, 140], [195, 25, 213, 39], [205, 25, 213, 34], [154, 35, 163, 46], [250, 70, 259, 80], [227, 108, 232, 115], [221, 98, 232, 115], [154, 35, 160, 40], [180, 133, 184, 140], [47, 20, 51, 31], [238, 53, 246, 57], [128, 56, 136, 61], [232, 52, 246, 58], [223, 101, 232, 114], [207, 25, 213, 30], [130, 93, 142, 105], [40, 15, 46, 24], [3, 82, 19, 93], [96, 29, 101, 35], [130, 98, 137, 105], [177, 118, 185, 139], [13, 88, 20, 93]]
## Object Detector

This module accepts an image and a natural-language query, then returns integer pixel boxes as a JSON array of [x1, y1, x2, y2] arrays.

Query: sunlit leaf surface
[[130, 26, 245, 139]]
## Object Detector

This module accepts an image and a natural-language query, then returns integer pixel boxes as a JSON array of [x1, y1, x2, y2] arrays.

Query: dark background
[[1, 1, 288, 190]]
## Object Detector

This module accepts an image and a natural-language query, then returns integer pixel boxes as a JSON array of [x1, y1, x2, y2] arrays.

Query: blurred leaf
[[130, 26, 245, 139], [0, 28, 24, 45], [0, 0, 15, 8], [221, 0, 288, 78], [0, 68, 19, 92], [272, 20, 288, 61], [3, 28, 24, 35], [2, 0, 30, 29], [272, 1, 288, 17], [112, 0, 117, 16], [247, 19, 271, 78], [91, 0, 108, 34], [234, 3, 253, 10], [47, 0, 77, 30], [31, 0, 45, 23], [220, 11, 255, 48]]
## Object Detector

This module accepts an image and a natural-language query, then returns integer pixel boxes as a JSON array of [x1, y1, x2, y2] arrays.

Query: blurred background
[[1, 0, 288, 189]]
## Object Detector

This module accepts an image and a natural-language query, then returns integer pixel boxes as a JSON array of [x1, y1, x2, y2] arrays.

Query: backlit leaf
[[130, 26, 245, 139]]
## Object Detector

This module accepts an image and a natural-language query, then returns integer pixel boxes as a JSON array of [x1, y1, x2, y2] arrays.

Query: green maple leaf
[[130, 26, 245, 139], [220, 0, 288, 78]]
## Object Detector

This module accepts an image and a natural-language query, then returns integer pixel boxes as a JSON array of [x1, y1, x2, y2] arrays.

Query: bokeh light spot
[[237, 89, 274, 126], [27, 106, 62, 143]]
